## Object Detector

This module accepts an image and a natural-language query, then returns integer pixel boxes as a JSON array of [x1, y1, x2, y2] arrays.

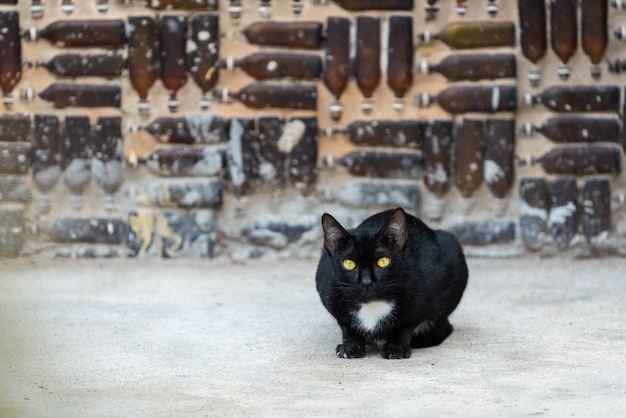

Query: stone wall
[[1, 0, 626, 260]]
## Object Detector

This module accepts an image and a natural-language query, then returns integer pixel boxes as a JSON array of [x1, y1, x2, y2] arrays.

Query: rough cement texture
[[1, 257, 625, 417]]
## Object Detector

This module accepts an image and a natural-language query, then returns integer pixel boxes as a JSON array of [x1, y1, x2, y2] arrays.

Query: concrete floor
[[1, 256, 625, 417]]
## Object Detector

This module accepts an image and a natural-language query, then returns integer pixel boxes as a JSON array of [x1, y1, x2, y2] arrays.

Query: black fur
[[315, 208, 468, 359]]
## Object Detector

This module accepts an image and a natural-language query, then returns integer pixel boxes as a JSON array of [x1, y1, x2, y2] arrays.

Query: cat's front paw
[[382, 343, 412, 359], [336, 343, 365, 359]]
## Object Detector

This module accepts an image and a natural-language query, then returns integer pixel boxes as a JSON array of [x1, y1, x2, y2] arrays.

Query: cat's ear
[[380, 208, 408, 249], [321, 213, 348, 255]]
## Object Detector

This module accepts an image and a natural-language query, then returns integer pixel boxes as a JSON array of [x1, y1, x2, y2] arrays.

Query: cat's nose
[[360, 274, 373, 288]]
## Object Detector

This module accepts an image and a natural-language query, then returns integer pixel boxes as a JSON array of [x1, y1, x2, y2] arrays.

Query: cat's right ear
[[321, 213, 348, 255]]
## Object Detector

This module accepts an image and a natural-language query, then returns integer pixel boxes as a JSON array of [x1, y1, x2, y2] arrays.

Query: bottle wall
[[1, 0, 626, 259]]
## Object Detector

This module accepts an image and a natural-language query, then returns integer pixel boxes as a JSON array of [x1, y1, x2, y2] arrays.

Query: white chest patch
[[354, 301, 395, 333]]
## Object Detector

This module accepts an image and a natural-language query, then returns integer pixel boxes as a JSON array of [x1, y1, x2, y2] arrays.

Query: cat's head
[[321, 208, 408, 300]]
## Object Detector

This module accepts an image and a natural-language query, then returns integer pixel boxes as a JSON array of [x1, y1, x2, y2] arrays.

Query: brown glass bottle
[[218, 83, 317, 110], [326, 149, 422, 179], [287, 116, 318, 192], [92, 116, 123, 199], [549, 178, 578, 250], [340, 119, 423, 148], [324, 17, 350, 119], [454, 119, 485, 209], [484, 119, 515, 206], [422, 119, 453, 199], [187, 13, 220, 110], [518, 0, 547, 65], [159, 15, 188, 112], [136, 115, 228, 144], [331, 0, 413, 10], [32, 115, 61, 209], [532, 145, 621, 175], [141, 146, 224, 177], [31, 19, 127, 47], [256, 116, 287, 185], [96, 0, 108, 13], [63, 116, 92, 209], [354, 16, 381, 113], [37, 83, 122, 109], [122, 0, 218, 9], [127, 16, 160, 115], [226, 52, 322, 80], [582, 179, 611, 241], [419, 21, 515, 49], [622, 87, 626, 154], [227, 118, 258, 194], [0, 143, 30, 174], [523, 116, 621, 144], [550, 0, 577, 79], [419, 53, 516, 81], [387, 16, 413, 112], [0, 1, 18, 4], [30, 1, 44, 19], [581, 0, 608, 79], [0, 11, 22, 109], [519, 178, 550, 249], [525, 85, 620, 113], [36, 53, 124, 78], [419, 85, 517, 114], [0, 113, 31, 142], [242, 21, 323, 49]]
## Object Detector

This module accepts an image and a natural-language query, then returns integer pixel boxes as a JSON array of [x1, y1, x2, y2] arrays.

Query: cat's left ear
[[380, 208, 408, 249], [321, 213, 348, 255]]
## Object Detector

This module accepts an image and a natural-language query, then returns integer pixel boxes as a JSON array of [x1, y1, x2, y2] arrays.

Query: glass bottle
[[0, 1, 18, 4], [425, 0, 439, 21], [227, 118, 258, 194], [32, 114, 61, 212], [159, 15, 188, 113], [0, 143, 30, 174], [36, 52, 124, 78], [419, 21, 515, 49], [257, 116, 287, 185], [323, 17, 350, 120], [550, 0, 577, 80], [259, 0, 271, 17], [287, 116, 318, 193], [224, 52, 322, 81], [518, 0, 547, 85], [228, 0, 242, 20], [139, 146, 224, 177], [92, 116, 123, 208], [61, 0, 74, 14], [292, 0, 304, 16], [63, 115, 92, 210], [324, 149, 422, 179], [0, 11, 22, 109], [187, 13, 220, 110], [522, 116, 621, 144], [354, 16, 380, 113], [419, 85, 517, 114], [454, 118, 485, 212], [121, 0, 218, 9], [127, 16, 160, 115], [35, 83, 122, 109], [524, 85, 620, 113], [484, 118, 515, 214], [339, 119, 423, 148], [581, 179, 611, 242], [96, 0, 109, 13], [456, 0, 467, 15], [418, 53, 516, 82], [528, 145, 621, 175], [242, 21, 323, 49], [581, 0, 608, 79], [330, 0, 413, 10], [217, 83, 317, 110], [30, 0, 44, 19], [333, 179, 419, 209], [422, 119, 452, 219], [549, 177, 578, 250], [387, 16, 413, 112], [519, 178, 550, 249], [30, 19, 127, 48], [0, 113, 31, 142], [486, 0, 498, 16], [134, 114, 228, 144]]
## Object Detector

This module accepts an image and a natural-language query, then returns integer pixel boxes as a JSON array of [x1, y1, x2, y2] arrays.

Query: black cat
[[315, 208, 468, 359]]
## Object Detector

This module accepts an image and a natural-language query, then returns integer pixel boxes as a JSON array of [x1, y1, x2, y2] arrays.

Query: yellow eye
[[342, 259, 356, 271], [377, 257, 391, 268]]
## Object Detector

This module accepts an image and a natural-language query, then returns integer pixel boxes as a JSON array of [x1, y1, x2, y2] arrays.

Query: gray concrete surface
[[1, 257, 625, 417]]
